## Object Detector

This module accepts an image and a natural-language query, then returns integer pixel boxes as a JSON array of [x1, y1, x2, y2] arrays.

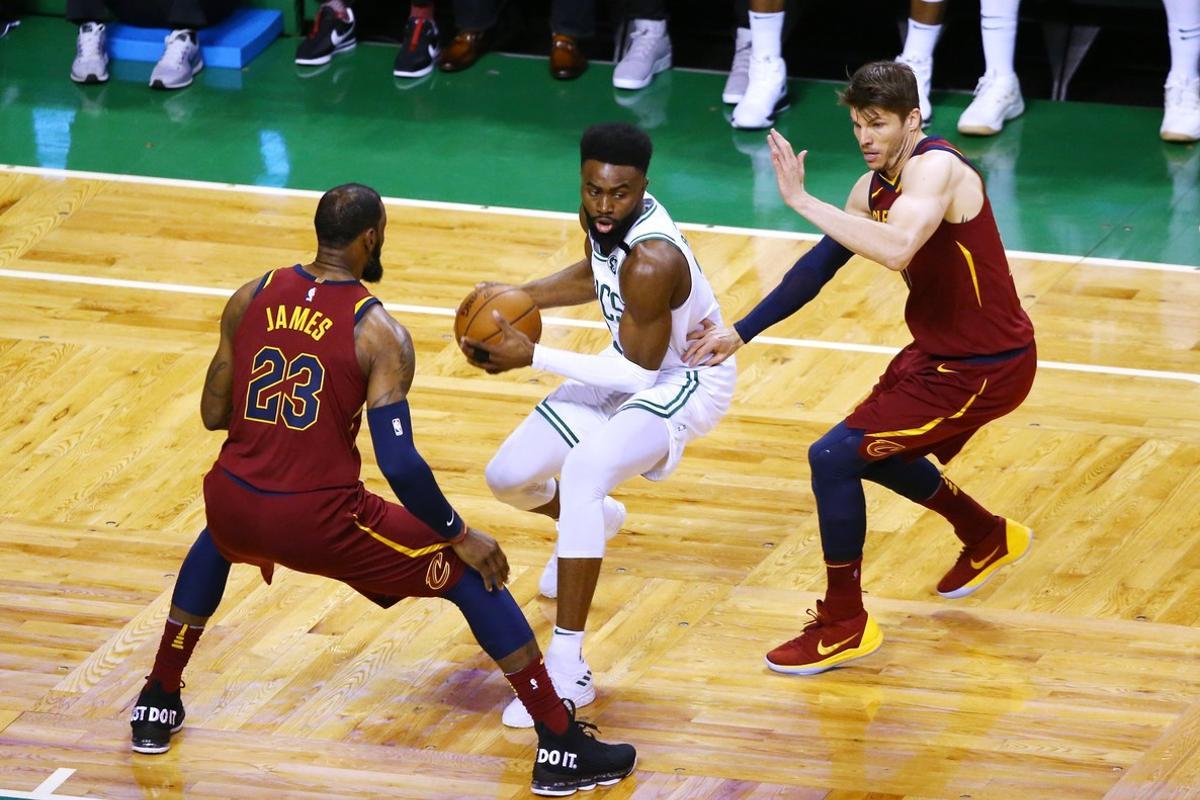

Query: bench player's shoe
[[731, 54, 789, 129], [957, 72, 1023, 136], [295, 4, 356, 66], [765, 600, 883, 675], [1161, 75, 1200, 143], [532, 699, 636, 797], [70, 22, 109, 84], [393, 13, 439, 78]]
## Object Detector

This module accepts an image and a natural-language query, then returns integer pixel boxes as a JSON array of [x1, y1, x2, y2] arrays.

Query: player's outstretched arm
[[684, 235, 854, 366], [685, 174, 876, 366], [359, 307, 509, 590], [200, 278, 259, 430], [768, 128, 951, 271]]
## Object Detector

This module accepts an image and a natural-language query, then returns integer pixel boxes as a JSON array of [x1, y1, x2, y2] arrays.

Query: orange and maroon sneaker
[[937, 517, 1033, 599], [764, 600, 884, 676]]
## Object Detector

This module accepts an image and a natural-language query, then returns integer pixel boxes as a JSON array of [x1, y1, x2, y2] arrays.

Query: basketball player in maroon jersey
[[129, 184, 635, 796], [686, 61, 1037, 675]]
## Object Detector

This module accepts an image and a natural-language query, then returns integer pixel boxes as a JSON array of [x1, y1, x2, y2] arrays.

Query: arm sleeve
[[732, 236, 853, 343], [531, 344, 659, 393], [366, 400, 465, 541]]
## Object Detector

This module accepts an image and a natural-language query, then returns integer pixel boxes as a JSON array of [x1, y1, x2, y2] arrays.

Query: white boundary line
[[1, 267, 1196, 385], [2, 164, 1198, 273], [0, 768, 108, 800]]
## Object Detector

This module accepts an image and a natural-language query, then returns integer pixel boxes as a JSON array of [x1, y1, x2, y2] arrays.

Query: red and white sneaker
[[937, 517, 1032, 599], [764, 600, 884, 676]]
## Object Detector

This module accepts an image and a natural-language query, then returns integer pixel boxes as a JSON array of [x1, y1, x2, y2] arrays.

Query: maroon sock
[[506, 658, 569, 735], [921, 477, 999, 547], [823, 558, 864, 619], [147, 619, 204, 693], [409, 2, 432, 18]]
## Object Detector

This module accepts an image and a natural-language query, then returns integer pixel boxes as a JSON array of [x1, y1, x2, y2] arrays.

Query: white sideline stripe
[[1, 267, 1197, 385], [0, 768, 109, 799], [2, 164, 1198, 273]]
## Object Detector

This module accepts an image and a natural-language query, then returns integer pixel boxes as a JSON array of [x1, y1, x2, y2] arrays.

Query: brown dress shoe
[[438, 29, 487, 72], [549, 33, 586, 80]]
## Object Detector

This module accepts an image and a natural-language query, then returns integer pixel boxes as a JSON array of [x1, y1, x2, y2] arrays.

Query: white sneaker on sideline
[[1161, 76, 1200, 143], [731, 54, 789, 129], [71, 22, 109, 84], [895, 52, 932, 126], [613, 18, 671, 90], [957, 72, 1023, 136], [501, 658, 595, 728], [539, 498, 626, 600], [150, 29, 203, 90], [722, 26, 752, 104]]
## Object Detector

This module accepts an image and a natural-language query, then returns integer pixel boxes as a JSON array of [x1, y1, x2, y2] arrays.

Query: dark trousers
[[67, 0, 236, 29], [452, 0, 595, 38]]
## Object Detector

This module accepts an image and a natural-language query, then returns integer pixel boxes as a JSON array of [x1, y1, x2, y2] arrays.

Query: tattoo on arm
[[203, 359, 230, 399], [365, 313, 417, 409]]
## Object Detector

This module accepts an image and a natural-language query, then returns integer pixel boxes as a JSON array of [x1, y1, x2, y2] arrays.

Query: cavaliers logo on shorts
[[425, 551, 452, 591], [865, 439, 905, 458]]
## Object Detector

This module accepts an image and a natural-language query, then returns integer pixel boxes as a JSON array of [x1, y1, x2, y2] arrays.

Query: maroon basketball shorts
[[846, 341, 1037, 464], [203, 467, 465, 605]]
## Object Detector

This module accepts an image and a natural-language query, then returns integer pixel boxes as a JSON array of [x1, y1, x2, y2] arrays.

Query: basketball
[[454, 284, 542, 350]]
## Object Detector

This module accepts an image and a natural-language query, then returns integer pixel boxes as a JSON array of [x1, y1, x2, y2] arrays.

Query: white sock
[[748, 11, 784, 61], [979, 0, 1019, 78], [546, 627, 585, 669], [902, 19, 942, 61], [1164, 0, 1200, 84]]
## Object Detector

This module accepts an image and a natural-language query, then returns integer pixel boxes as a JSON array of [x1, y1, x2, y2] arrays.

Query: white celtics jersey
[[588, 194, 724, 372]]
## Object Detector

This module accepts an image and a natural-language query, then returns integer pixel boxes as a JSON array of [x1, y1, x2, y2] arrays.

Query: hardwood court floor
[[1, 171, 1198, 799]]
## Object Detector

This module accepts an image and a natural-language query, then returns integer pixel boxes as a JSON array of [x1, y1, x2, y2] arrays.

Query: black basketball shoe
[[295, 4, 356, 67], [531, 700, 637, 797], [130, 679, 185, 754], [392, 14, 439, 78]]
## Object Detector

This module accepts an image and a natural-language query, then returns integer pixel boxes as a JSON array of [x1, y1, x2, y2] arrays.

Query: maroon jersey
[[868, 137, 1034, 357], [217, 265, 381, 492]]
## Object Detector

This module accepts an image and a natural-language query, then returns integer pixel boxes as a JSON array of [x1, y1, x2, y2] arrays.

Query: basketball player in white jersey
[[460, 122, 736, 728]]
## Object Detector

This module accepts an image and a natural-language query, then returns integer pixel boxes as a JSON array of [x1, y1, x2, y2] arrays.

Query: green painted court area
[[1, 15, 1197, 266]]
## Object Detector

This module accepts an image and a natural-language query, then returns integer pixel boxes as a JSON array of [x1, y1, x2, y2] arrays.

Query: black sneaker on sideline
[[392, 14, 439, 78], [130, 679, 185, 754], [531, 700, 636, 797], [295, 4, 356, 67]]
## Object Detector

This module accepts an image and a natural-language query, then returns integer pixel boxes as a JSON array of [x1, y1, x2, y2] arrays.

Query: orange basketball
[[454, 285, 542, 353]]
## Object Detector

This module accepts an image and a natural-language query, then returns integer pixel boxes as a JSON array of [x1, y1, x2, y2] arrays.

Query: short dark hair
[[314, 183, 383, 247], [838, 61, 920, 120], [580, 123, 653, 174]]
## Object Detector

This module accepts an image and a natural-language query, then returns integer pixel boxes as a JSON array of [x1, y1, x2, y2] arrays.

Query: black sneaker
[[294, 4, 356, 67], [392, 14, 439, 78], [130, 679, 185, 754], [531, 700, 636, 797]]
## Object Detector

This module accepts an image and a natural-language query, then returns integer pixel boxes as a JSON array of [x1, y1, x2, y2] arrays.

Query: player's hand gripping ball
[[455, 284, 542, 368]]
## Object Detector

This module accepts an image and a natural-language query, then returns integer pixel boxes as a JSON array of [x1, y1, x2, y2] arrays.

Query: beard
[[585, 205, 641, 257], [362, 240, 384, 283]]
